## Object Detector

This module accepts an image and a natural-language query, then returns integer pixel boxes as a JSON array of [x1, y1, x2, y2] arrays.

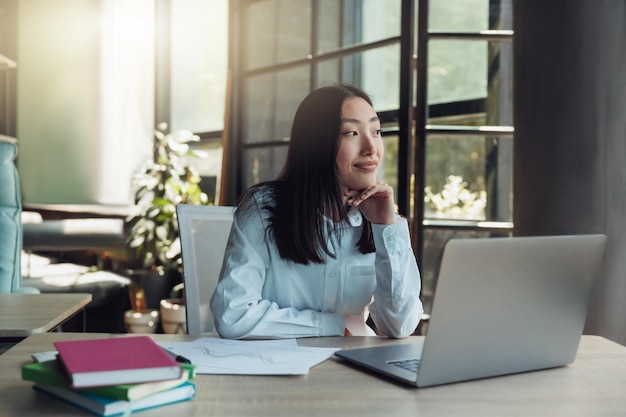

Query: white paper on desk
[[157, 338, 340, 375]]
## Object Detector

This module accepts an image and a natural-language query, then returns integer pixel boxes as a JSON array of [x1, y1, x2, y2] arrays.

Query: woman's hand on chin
[[344, 182, 396, 225]]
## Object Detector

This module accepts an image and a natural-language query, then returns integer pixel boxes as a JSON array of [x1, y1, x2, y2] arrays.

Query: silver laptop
[[335, 234, 607, 387]]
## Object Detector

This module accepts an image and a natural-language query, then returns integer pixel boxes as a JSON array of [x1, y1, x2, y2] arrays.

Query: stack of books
[[21, 336, 196, 416]]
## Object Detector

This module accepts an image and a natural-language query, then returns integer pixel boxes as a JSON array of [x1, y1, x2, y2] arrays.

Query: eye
[[342, 131, 358, 137], [373, 129, 382, 136]]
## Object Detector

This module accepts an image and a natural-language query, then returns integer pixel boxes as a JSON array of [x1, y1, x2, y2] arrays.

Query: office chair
[[0, 136, 38, 294], [176, 204, 235, 335]]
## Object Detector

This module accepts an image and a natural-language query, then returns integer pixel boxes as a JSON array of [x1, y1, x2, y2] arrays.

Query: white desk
[[1, 333, 625, 416]]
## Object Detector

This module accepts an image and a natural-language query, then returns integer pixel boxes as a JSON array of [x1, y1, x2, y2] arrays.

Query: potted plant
[[124, 123, 209, 326]]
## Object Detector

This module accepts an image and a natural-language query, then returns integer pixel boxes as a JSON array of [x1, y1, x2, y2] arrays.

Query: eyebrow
[[341, 116, 380, 124]]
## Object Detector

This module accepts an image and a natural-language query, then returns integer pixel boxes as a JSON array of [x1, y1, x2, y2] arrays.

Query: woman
[[210, 84, 423, 339]]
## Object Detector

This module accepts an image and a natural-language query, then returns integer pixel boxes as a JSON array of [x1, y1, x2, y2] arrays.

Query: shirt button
[[328, 272, 336, 279]]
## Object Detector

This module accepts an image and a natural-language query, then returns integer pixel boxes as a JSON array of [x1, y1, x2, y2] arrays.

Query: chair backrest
[[176, 204, 235, 335], [0, 136, 22, 293]]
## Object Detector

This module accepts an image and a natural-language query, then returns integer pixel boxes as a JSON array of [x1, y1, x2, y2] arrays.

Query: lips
[[354, 161, 378, 170]]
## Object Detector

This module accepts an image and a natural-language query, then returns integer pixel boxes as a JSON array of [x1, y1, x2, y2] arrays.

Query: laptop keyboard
[[388, 358, 421, 373]]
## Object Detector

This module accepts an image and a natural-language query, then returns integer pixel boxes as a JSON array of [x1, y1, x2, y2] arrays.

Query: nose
[[360, 132, 376, 156]]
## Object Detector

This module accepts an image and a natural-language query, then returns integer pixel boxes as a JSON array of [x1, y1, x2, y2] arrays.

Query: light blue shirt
[[210, 188, 423, 339]]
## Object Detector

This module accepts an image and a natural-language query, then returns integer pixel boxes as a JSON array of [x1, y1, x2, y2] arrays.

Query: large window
[[422, 0, 513, 224], [156, 0, 229, 205], [168, 1, 228, 133]]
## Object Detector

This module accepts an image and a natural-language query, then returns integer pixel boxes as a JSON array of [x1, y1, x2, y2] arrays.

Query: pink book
[[54, 336, 182, 388]]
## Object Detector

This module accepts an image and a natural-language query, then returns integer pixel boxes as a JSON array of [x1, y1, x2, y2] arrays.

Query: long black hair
[[241, 84, 376, 264]]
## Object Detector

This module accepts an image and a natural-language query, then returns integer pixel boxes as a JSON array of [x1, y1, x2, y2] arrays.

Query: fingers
[[345, 182, 393, 207]]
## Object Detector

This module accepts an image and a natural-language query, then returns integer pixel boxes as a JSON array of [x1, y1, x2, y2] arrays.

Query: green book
[[34, 381, 196, 417], [22, 360, 196, 402]]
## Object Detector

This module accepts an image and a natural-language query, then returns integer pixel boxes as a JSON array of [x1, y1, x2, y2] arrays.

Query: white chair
[[176, 204, 235, 335]]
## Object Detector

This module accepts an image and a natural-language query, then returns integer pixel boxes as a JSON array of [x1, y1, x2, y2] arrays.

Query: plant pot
[[160, 298, 186, 334], [126, 269, 180, 312], [124, 309, 159, 334]]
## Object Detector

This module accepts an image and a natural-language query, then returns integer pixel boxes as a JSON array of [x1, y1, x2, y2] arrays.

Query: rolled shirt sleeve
[[370, 216, 424, 338]]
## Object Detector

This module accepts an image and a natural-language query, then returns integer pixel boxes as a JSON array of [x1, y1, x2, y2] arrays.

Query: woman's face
[[336, 96, 383, 194]]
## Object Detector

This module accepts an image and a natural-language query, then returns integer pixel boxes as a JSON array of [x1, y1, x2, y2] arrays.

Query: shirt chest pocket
[[342, 265, 376, 314]]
